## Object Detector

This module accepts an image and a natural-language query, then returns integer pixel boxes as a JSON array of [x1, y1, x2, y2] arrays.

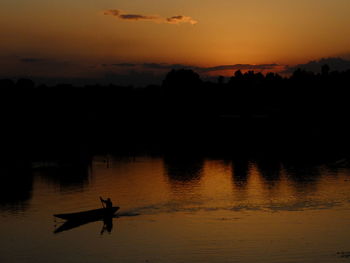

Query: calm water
[[1, 155, 350, 263]]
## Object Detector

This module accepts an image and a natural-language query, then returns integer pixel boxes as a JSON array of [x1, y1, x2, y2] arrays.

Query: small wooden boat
[[54, 207, 119, 221]]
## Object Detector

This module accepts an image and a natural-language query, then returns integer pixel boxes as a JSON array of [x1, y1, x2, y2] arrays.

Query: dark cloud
[[104, 9, 161, 22], [110, 63, 188, 70], [166, 15, 198, 25], [7, 71, 165, 87], [109, 62, 280, 72], [283, 57, 350, 74], [200, 64, 280, 72], [19, 57, 71, 67], [142, 63, 188, 70], [119, 14, 158, 21], [111, 63, 137, 67], [20, 58, 47, 63], [109, 58, 350, 76], [104, 9, 197, 25], [104, 9, 120, 16]]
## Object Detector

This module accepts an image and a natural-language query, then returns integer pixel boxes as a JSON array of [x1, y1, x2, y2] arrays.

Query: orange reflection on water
[[2, 156, 350, 263], [90, 156, 168, 211], [85, 156, 350, 214]]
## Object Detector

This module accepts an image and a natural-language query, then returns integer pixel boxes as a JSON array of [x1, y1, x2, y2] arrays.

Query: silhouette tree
[[16, 78, 35, 89], [162, 69, 203, 117], [162, 69, 201, 91], [321, 64, 330, 76], [217, 75, 225, 85]]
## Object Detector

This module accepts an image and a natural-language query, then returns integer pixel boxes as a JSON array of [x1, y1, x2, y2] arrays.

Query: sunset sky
[[1, 0, 350, 84]]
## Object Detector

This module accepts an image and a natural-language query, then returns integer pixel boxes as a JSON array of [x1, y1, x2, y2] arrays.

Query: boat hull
[[54, 207, 119, 221]]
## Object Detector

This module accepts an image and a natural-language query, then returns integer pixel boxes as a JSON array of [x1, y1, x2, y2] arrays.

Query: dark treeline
[[1, 64, 350, 160]]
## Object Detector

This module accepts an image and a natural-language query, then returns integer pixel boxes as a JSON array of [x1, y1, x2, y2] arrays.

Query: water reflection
[[2, 153, 350, 263], [33, 159, 91, 192], [100, 216, 113, 235], [0, 159, 33, 212], [1, 153, 350, 215], [283, 162, 321, 195], [326, 158, 350, 173], [54, 216, 115, 235], [255, 158, 282, 186], [164, 155, 204, 183], [163, 155, 205, 204], [232, 159, 250, 189], [0, 155, 91, 212]]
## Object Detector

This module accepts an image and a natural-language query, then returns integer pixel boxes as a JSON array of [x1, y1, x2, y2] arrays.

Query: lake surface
[[1, 155, 350, 263]]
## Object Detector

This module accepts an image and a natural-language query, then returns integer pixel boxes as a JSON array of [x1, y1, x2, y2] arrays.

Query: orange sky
[[1, 0, 350, 83]]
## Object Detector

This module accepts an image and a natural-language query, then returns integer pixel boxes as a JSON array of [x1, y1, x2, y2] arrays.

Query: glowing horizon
[[1, 0, 350, 83]]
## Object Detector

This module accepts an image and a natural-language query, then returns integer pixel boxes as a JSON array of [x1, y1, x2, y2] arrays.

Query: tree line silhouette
[[1, 65, 350, 159]]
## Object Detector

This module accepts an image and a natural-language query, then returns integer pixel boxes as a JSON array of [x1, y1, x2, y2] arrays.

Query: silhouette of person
[[100, 197, 113, 209]]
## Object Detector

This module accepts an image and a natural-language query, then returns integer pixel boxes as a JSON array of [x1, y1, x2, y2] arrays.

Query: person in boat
[[100, 197, 113, 209]]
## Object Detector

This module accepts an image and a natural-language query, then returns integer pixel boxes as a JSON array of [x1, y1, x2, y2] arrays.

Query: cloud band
[[108, 62, 281, 73], [104, 9, 198, 25]]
